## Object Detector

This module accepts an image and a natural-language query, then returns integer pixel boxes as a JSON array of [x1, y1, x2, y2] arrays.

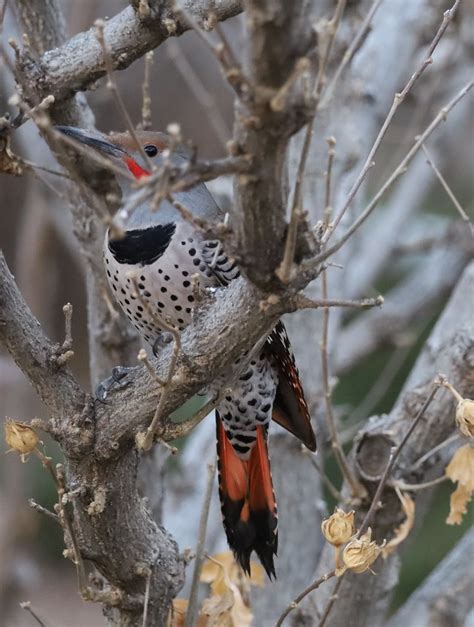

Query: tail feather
[[264, 321, 317, 452], [216, 413, 278, 579]]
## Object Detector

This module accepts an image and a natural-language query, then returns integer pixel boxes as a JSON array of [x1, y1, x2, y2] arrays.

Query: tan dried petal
[[445, 444, 474, 491], [0, 136, 25, 176], [201, 551, 263, 595], [446, 484, 471, 525], [382, 491, 415, 558], [321, 507, 355, 546], [4, 419, 39, 455], [342, 528, 383, 574], [455, 399, 474, 437]]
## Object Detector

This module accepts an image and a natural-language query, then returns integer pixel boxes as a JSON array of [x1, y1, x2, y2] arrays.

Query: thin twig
[[295, 294, 384, 311], [140, 51, 154, 131], [28, 498, 59, 523], [313, 0, 347, 102], [421, 143, 473, 236], [0, 0, 8, 29], [323, 137, 336, 230], [276, 0, 346, 283], [320, 0, 384, 109], [318, 575, 344, 627], [275, 571, 336, 627], [174, 1, 250, 99], [167, 39, 230, 148], [129, 275, 183, 450], [94, 19, 153, 171], [55, 462, 89, 595], [184, 461, 216, 627], [410, 432, 461, 471], [137, 348, 167, 387], [328, 0, 462, 239], [62, 302, 73, 347], [141, 561, 155, 627], [306, 454, 342, 501], [305, 80, 474, 270], [0, 71, 135, 185], [357, 378, 442, 537], [22, 160, 71, 179], [33, 450, 88, 596], [393, 475, 448, 492], [19, 602, 48, 627], [320, 268, 366, 499], [164, 393, 222, 442], [319, 142, 367, 499]]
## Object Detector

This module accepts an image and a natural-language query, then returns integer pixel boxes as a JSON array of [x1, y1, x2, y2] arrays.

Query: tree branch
[[387, 528, 474, 627], [13, 0, 243, 105]]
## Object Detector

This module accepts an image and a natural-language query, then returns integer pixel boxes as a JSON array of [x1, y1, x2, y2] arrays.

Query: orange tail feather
[[216, 413, 278, 578]]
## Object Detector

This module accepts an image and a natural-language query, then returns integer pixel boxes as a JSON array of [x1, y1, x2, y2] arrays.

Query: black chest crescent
[[108, 223, 176, 265]]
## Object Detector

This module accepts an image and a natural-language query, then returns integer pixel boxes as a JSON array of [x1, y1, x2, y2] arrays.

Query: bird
[[56, 125, 317, 579]]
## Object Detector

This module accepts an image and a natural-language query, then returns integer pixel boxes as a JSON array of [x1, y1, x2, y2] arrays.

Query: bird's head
[[55, 126, 186, 181], [55, 126, 221, 227]]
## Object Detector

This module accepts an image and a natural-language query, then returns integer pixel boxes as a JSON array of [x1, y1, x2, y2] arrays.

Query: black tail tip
[[233, 544, 277, 581]]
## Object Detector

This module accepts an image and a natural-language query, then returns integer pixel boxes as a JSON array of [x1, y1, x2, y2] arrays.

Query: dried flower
[[382, 490, 415, 558], [446, 485, 471, 525], [4, 419, 39, 455], [455, 399, 474, 438], [342, 528, 384, 574], [441, 379, 474, 437], [321, 507, 355, 546], [445, 444, 474, 525]]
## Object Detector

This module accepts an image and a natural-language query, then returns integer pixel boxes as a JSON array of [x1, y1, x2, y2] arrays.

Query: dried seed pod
[[455, 399, 474, 438], [342, 528, 384, 574], [4, 419, 39, 455], [321, 507, 355, 546]]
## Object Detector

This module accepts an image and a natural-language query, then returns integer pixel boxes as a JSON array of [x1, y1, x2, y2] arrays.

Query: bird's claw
[[95, 366, 134, 402], [152, 332, 173, 357]]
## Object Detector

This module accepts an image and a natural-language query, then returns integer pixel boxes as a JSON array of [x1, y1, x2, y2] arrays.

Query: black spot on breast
[[235, 433, 256, 444], [239, 370, 252, 382], [108, 223, 176, 265], [233, 443, 250, 455]]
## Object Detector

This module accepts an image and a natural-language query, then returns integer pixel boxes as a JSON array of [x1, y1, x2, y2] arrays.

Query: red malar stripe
[[124, 156, 150, 179]]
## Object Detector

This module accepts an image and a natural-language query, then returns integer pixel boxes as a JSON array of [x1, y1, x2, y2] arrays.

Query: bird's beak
[[55, 125, 126, 159]]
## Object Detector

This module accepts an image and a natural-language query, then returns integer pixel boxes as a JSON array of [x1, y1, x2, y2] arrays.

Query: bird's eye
[[144, 144, 158, 157]]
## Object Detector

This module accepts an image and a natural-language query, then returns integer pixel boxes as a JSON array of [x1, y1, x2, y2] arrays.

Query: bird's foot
[[95, 366, 134, 402]]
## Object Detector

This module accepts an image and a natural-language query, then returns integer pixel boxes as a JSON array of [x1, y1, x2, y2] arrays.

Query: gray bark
[[388, 528, 474, 627]]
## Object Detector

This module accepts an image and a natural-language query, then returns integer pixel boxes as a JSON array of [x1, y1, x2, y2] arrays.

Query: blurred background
[[1, 1, 472, 625]]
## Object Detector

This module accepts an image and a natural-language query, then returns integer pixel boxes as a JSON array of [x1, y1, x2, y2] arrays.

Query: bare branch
[[305, 80, 474, 271], [421, 142, 473, 236], [184, 461, 216, 627], [328, 0, 462, 239], [14, 1, 243, 104], [276, 571, 336, 627]]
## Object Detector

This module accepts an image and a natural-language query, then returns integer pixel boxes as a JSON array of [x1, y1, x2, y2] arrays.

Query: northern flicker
[[57, 126, 316, 578]]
